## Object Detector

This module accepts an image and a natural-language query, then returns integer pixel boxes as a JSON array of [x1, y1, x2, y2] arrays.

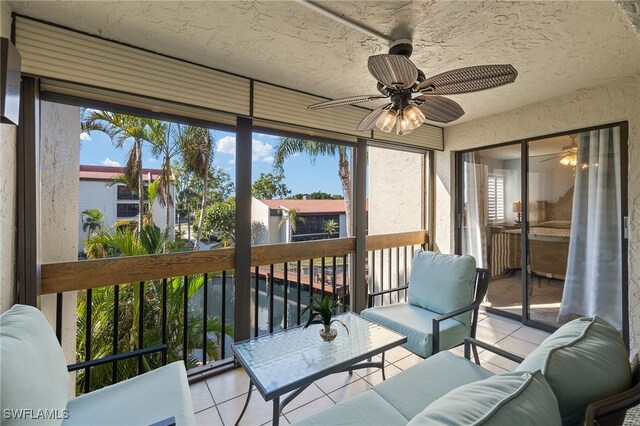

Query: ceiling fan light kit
[[307, 38, 518, 136]]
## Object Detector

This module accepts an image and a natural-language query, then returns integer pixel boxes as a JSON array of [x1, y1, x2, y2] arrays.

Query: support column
[[234, 117, 252, 342], [352, 139, 367, 313], [16, 76, 39, 306]]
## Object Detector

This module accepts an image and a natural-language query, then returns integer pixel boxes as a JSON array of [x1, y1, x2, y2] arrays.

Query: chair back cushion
[[407, 370, 562, 425], [407, 250, 476, 325], [0, 305, 69, 425], [516, 316, 631, 426]]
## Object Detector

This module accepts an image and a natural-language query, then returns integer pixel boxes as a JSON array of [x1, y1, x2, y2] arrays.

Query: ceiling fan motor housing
[[389, 39, 413, 57]]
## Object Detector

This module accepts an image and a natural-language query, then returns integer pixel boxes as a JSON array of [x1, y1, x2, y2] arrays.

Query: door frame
[[454, 121, 629, 344]]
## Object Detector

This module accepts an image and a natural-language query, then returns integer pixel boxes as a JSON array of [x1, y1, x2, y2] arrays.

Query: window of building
[[117, 185, 138, 200], [292, 214, 340, 241], [487, 172, 505, 222], [117, 203, 139, 218]]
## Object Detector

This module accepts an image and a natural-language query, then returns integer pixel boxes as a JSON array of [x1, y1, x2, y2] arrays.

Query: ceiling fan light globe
[[375, 110, 397, 133], [560, 156, 571, 166], [396, 115, 414, 135], [403, 105, 425, 130]]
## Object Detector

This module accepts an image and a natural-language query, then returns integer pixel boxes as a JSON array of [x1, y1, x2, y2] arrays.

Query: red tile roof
[[79, 165, 163, 181], [259, 199, 347, 214]]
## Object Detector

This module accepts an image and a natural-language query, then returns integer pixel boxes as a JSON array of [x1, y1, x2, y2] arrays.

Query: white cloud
[[215, 136, 274, 163], [228, 159, 235, 165], [80, 132, 91, 141], [217, 136, 236, 155], [102, 157, 121, 167]]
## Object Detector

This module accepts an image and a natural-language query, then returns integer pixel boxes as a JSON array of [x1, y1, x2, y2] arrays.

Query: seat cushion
[[516, 317, 631, 426], [1, 304, 69, 426], [63, 362, 195, 426], [373, 351, 493, 420], [361, 303, 471, 357], [292, 389, 408, 426], [407, 250, 476, 326], [407, 370, 562, 426]]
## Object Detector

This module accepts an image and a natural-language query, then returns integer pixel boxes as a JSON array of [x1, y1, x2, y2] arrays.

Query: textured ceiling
[[7, 1, 640, 125]]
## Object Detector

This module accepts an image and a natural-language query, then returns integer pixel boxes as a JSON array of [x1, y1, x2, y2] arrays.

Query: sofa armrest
[[582, 381, 640, 426], [463, 337, 525, 364], [368, 286, 409, 308], [431, 301, 480, 354]]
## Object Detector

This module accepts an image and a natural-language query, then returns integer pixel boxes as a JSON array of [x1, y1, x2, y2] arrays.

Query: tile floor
[[189, 311, 551, 425]]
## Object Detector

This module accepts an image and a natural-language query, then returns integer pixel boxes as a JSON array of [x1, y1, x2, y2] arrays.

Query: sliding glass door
[[457, 123, 628, 336]]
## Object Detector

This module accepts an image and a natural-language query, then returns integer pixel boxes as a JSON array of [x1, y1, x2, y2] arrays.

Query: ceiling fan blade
[[368, 54, 418, 89], [417, 64, 517, 95], [308, 94, 388, 110], [357, 104, 391, 132], [413, 95, 465, 123]]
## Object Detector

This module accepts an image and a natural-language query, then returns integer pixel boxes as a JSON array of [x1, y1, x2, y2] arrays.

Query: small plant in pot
[[301, 295, 349, 342]]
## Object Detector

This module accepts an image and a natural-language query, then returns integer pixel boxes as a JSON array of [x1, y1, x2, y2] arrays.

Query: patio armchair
[[0, 304, 195, 426], [361, 250, 489, 362]]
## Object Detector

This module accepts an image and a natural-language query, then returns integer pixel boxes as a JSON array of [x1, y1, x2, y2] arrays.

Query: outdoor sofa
[[294, 316, 639, 426]]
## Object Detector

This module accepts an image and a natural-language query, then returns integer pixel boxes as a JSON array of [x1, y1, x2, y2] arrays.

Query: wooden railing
[[40, 230, 427, 294]]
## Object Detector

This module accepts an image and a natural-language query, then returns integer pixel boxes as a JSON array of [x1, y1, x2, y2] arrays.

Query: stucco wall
[[39, 101, 81, 379], [0, 0, 16, 314], [435, 73, 640, 354], [368, 147, 424, 297]]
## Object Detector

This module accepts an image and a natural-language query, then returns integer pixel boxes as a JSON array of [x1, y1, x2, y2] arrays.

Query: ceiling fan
[[308, 40, 518, 135], [540, 135, 579, 166]]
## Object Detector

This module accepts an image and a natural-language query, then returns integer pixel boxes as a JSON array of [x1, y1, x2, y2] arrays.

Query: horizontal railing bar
[[365, 230, 427, 252], [251, 237, 355, 266], [41, 231, 428, 294], [41, 248, 235, 294], [67, 344, 167, 371]]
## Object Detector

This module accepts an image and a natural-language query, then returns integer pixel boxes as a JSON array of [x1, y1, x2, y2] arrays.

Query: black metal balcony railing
[[41, 231, 427, 394]]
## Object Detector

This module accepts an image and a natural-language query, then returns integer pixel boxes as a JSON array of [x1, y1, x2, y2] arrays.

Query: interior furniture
[[293, 316, 638, 426], [231, 312, 406, 426], [0, 304, 195, 426], [361, 250, 490, 362]]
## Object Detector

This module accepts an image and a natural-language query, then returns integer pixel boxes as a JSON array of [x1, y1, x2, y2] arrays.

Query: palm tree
[[322, 219, 339, 237], [273, 139, 353, 236], [82, 209, 104, 237], [176, 126, 214, 251], [148, 120, 179, 236], [82, 111, 152, 231], [278, 208, 305, 241]]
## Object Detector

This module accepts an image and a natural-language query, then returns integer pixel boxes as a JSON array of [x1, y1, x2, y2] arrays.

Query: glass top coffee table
[[232, 312, 407, 426]]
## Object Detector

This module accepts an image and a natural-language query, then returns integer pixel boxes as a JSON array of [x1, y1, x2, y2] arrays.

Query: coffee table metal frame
[[231, 312, 407, 426]]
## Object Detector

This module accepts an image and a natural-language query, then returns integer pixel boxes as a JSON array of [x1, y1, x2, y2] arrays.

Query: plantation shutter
[[487, 173, 505, 222]]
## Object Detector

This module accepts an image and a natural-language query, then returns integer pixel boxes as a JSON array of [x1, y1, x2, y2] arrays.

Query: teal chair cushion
[[361, 302, 471, 358], [407, 370, 562, 426], [0, 305, 69, 426], [516, 316, 631, 426], [292, 389, 408, 426], [407, 250, 476, 326], [373, 351, 493, 420], [63, 362, 195, 426]]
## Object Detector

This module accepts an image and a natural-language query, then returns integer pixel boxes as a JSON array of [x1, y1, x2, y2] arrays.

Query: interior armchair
[[362, 250, 490, 362]]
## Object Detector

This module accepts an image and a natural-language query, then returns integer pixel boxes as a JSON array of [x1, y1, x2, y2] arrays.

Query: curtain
[[559, 127, 622, 329], [463, 155, 489, 269]]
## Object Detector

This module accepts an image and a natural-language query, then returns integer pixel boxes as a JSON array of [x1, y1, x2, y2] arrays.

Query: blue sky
[[79, 129, 345, 196]]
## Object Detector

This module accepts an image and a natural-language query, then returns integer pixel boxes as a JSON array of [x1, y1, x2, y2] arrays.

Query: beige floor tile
[[281, 384, 326, 413], [384, 346, 413, 363], [194, 407, 224, 426], [478, 350, 521, 371], [327, 378, 373, 404], [362, 364, 403, 387], [394, 354, 423, 371], [190, 381, 215, 413], [495, 336, 540, 358], [284, 396, 336, 424], [478, 316, 521, 335], [206, 367, 251, 404], [314, 371, 358, 394], [479, 362, 509, 375], [352, 355, 387, 378], [510, 326, 551, 345], [475, 326, 509, 344], [217, 391, 273, 426], [260, 416, 289, 426]]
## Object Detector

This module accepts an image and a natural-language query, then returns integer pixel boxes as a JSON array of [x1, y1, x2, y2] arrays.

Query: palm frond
[[272, 138, 338, 172]]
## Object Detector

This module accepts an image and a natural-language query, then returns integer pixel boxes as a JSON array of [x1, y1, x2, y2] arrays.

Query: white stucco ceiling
[[7, 1, 640, 126]]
